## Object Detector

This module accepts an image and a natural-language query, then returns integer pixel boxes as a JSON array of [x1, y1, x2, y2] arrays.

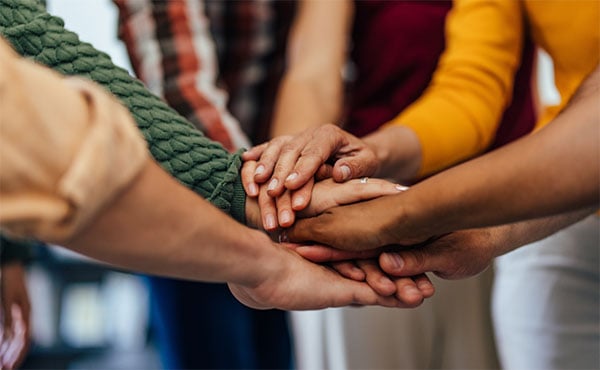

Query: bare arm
[[0, 38, 432, 310], [269, 0, 352, 137], [286, 66, 600, 250], [379, 208, 596, 280]]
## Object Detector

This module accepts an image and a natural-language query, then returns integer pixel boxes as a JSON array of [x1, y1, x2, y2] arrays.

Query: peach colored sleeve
[[0, 38, 148, 242], [386, 0, 523, 177]]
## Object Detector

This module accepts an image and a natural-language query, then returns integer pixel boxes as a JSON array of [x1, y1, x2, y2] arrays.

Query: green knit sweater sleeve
[[0, 0, 247, 223]]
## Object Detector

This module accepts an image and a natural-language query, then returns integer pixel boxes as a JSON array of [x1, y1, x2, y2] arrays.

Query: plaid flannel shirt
[[114, 0, 295, 150]]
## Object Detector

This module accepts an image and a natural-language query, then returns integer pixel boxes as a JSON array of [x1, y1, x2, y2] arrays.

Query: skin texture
[[289, 208, 594, 281], [59, 160, 434, 309], [284, 66, 600, 252], [0, 262, 30, 370]]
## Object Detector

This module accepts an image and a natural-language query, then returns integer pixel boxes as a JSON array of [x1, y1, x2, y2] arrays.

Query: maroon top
[[345, 0, 535, 151]]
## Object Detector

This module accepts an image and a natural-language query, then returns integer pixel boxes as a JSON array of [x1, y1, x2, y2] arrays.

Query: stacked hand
[[240, 126, 440, 304]]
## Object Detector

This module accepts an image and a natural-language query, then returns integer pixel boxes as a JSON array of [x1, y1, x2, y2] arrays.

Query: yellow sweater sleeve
[[387, 0, 524, 177]]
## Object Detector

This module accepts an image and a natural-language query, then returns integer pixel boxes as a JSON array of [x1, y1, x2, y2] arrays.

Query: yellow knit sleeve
[[386, 0, 524, 177]]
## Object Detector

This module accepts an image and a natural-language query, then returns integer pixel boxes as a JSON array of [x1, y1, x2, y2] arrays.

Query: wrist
[[363, 125, 422, 183], [229, 230, 286, 287]]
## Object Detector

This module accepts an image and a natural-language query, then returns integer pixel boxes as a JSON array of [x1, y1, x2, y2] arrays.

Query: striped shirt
[[114, 0, 295, 150]]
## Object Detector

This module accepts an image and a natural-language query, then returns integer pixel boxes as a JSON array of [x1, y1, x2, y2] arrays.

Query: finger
[[276, 191, 295, 228], [285, 125, 350, 189], [267, 140, 310, 197], [292, 245, 379, 263], [412, 273, 435, 298], [254, 137, 292, 183], [241, 160, 259, 197], [380, 248, 442, 277], [241, 142, 268, 161], [356, 259, 397, 297], [331, 178, 407, 205], [390, 276, 428, 307], [258, 185, 278, 231], [290, 179, 314, 211], [315, 164, 333, 181], [332, 152, 378, 182], [331, 261, 365, 281], [284, 216, 330, 244]]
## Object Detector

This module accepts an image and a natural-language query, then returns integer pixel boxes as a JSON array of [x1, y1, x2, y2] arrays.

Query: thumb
[[380, 248, 444, 277], [283, 217, 331, 245], [332, 153, 377, 182]]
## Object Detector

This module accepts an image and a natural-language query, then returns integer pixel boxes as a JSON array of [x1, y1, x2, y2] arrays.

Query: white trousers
[[493, 215, 600, 370], [292, 269, 499, 369]]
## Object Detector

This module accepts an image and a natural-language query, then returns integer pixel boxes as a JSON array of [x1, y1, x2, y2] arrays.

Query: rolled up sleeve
[[0, 38, 148, 242]]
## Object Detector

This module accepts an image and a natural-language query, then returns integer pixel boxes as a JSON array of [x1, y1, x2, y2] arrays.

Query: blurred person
[[0, 29, 429, 316], [246, 0, 535, 368], [251, 1, 599, 368], [113, 1, 297, 368]]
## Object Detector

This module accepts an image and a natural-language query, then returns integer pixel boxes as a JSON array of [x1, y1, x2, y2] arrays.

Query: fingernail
[[385, 253, 404, 270], [379, 276, 393, 285], [280, 210, 292, 225], [292, 196, 304, 209], [395, 184, 409, 191], [255, 165, 265, 176], [265, 214, 276, 230], [418, 281, 431, 291], [340, 165, 351, 181], [403, 285, 420, 296], [286, 172, 298, 183], [248, 183, 258, 196], [267, 178, 279, 191]]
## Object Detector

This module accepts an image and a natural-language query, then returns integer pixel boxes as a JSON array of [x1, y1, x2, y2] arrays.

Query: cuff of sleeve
[[43, 78, 148, 241], [230, 171, 247, 225], [386, 111, 474, 178]]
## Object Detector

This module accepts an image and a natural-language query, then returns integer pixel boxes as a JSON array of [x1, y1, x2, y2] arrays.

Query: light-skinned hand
[[242, 124, 379, 199]]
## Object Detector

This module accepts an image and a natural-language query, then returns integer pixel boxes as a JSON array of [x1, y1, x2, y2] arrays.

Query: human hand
[[244, 165, 407, 231], [227, 236, 434, 310], [242, 124, 379, 199], [378, 228, 498, 280], [284, 243, 433, 298], [284, 194, 429, 251], [0, 262, 31, 370]]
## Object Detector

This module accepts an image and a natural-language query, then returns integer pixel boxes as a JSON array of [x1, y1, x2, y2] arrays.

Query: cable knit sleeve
[[0, 0, 247, 224]]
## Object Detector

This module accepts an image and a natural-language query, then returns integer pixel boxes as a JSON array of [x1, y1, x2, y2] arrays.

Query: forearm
[[488, 208, 596, 258], [271, 75, 344, 137], [66, 160, 278, 286], [362, 126, 422, 183], [269, 0, 352, 137], [391, 67, 600, 240], [383, 0, 523, 178], [0, 0, 247, 223]]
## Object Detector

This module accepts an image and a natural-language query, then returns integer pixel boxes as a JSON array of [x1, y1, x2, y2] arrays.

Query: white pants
[[292, 269, 499, 369], [493, 215, 600, 370]]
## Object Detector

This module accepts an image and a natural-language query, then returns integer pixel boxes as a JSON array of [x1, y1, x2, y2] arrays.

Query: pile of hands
[[232, 125, 436, 311], [229, 125, 497, 311]]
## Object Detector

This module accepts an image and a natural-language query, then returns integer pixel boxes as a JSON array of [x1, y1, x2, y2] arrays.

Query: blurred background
[[18, 1, 561, 370], [21, 1, 159, 369]]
